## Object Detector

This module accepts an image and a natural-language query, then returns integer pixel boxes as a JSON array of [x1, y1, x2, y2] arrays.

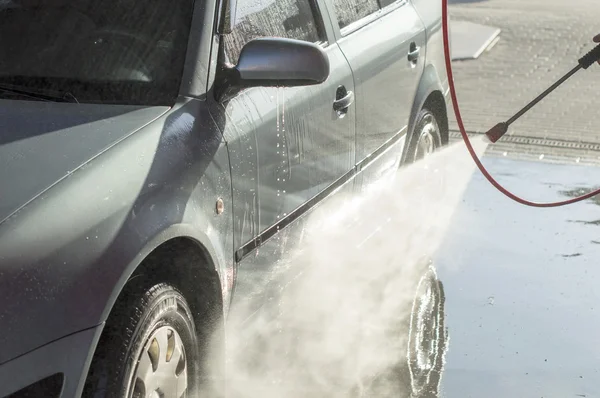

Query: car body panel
[[0, 100, 170, 224], [220, 45, 355, 239], [0, 325, 102, 397], [227, 172, 356, 334], [179, 0, 218, 97], [332, 0, 427, 186], [405, 63, 448, 152], [411, 0, 449, 95], [0, 98, 234, 366], [213, 42, 356, 319]]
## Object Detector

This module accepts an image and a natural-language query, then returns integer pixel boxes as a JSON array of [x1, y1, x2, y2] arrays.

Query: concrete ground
[[436, 156, 600, 398], [448, 0, 600, 165]]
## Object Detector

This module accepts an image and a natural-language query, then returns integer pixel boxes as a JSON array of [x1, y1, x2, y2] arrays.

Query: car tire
[[83, 282, 198, 398], [405, 108, 443, 164]]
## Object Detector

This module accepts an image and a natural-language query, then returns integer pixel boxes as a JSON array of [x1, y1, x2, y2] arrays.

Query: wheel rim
[[414, 114, 440, 161], [130, 326, 188, 398]]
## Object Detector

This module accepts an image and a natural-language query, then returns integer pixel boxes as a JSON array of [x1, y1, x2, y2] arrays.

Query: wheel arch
[[86, 226, 226, 385], [125, 236, 225, 328], [99, 225, 225, 322], [402, 63, 449, 162]]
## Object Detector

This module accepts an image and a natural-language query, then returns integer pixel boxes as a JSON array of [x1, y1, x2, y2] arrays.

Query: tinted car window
[[0, 0, 193, 105], [332, 0, 379, 29], [224, 0, 322, 65]]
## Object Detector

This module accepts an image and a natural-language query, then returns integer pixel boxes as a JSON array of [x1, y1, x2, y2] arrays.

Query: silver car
[[0, 0, 449, 396]]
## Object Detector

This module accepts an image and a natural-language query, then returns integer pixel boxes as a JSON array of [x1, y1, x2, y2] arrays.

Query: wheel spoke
[[168, 332, 188, 396], [176, 362, 189, 398], [155, 327, 170, 365], [131, 326, 188, 398], [135, 348, 156, 394], [412, 111, 441, 162]]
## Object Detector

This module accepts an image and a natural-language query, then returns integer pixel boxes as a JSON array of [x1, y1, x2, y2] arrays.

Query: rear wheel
[[406, 108, 443, 164], [83, 282, 198, 398]]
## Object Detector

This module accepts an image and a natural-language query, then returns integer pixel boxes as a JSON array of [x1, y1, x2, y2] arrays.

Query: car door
[[213, 0, 356, 317], [328, 0, 426, 185]]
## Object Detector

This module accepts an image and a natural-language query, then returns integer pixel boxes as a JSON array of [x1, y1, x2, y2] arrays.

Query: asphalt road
[[448, 0, 600, 165], [435, 156, 600, 398]]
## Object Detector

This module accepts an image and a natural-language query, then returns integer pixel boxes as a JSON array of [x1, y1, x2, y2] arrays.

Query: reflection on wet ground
[[435, 156, 600, 398], [561, 187, 600, 207]]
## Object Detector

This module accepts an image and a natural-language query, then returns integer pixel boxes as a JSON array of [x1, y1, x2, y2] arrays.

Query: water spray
[[442, 0, 600, 208]]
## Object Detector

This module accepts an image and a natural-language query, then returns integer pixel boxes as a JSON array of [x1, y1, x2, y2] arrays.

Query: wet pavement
[[435, 156, 600, 398]]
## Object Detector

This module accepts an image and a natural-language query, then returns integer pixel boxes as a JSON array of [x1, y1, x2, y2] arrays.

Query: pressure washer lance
[[485, 43, 600, 143]]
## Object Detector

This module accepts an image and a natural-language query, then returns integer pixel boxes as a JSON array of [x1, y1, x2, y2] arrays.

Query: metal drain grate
[[449, 130, 600, 151]]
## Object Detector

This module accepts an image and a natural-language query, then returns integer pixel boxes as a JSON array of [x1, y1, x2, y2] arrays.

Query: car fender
[[0, 99, 234, 365], [402, 63, 448, 161]]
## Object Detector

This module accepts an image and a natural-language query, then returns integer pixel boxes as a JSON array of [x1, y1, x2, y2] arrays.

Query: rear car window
[[224, 0, 323, 65], [332, 0, 379, 29]]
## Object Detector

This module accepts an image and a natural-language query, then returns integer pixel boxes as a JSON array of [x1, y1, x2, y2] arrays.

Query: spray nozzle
[[485, 122, 508, 143]]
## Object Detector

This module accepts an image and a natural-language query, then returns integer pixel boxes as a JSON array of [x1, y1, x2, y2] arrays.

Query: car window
[[332, 0, 379, 30], [223, 0, 323, 65], [0, 0, 193, 105]]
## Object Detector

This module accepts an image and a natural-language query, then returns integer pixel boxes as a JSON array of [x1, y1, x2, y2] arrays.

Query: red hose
[[441, 0, 600, 207]]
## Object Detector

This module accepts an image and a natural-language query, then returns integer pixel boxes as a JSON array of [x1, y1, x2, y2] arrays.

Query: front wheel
[[83, 283, 198, 398]]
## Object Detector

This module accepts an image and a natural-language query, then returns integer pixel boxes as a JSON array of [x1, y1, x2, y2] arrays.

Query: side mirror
[[217, 38, 330, 101]]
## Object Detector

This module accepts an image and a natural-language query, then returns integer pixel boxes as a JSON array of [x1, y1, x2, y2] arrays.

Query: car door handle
[[333, 90, 354, 113], [408, 43, 420, 63]]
